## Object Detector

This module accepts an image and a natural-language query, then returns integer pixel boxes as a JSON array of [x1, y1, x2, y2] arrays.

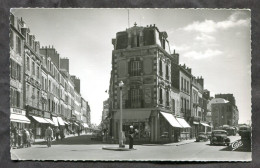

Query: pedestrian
[[77, 127, 80, 136], [55, 127, 60, 141], [25, 129, 31, 147], [128, 125, 136, 149], [13, 127, 18, 148], [45, 126, 53, 147], [22, 128, 27, 148], [29, 129, 34, 145], [60, 128, 65, 140]]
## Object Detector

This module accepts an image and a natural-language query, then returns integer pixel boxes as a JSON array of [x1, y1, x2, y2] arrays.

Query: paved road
[[11, 135, 251, 161]]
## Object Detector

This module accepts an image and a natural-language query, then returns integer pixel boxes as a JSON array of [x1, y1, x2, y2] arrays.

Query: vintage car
[[196, 132, 208, 142], [160, 132, 169, 138], [210, 130, 230, 146]]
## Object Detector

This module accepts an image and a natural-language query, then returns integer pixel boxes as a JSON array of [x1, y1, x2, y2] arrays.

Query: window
[[137, 35, 140, 47], [41, 77, 44, 90], [10, 88, 20, 108], [181, 77, 183, 91], [129, 88, 142, 108], [10, 30, 14, 49], [129, 60, 141, 76], [166, 90, 169, 106], [36, 66, 39, 79], [159, 88, 163, 104], [172, 99, 175, 114], [26, 57, 30, 71], [49, 80, 51, 92], [45, 79, 47, 91], [10, 59, 21, 81], [184, 79, 186, 92], [32, 61, 35, 75], [166, 64, 169, 79], [181, 97, 184, 112], [187, 81, 189, 94], [159, 59, 162, 76]]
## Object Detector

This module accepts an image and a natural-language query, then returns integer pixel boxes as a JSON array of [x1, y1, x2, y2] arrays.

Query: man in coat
[[45, 126, 53, 147], [128, 125, 135, 149]]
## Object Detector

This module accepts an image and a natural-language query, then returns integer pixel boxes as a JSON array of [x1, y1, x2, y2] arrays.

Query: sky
[[12, 9, 251, 125]]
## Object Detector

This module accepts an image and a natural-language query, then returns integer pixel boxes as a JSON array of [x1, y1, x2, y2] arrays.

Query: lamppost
[[118, 81, 124, 148]]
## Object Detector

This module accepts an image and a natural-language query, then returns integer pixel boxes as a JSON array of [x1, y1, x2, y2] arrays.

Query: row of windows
[[10, 88, 20, 108], [159, 59, 169, 79], [159, 88, 170, 106], [181, 77, 190, 94], [181, 97, 190, 112], [26, 56, 40, 79], [10, 59, 21, 82], [26, 84, 40, 109]]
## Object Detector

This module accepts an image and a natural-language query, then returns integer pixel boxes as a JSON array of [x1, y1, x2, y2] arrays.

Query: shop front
[[10, 108, 31, 129], [176, 117, 191, 140], [159, 111, 183, 143], [113, 109, 151, 142], [27, 106, 49, 139]]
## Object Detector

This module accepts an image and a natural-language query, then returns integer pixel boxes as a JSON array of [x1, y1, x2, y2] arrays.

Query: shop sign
[[29, 109, 43, 116], [44, 112, 51, 118], [11, 108, 26, 115]]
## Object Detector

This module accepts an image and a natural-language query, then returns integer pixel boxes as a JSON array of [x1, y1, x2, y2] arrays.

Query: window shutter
[[128, 60, 131, 76], [16, 36, 18, 53]]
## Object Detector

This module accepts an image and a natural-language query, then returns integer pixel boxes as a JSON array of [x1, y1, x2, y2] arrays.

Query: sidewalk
[[34, 133, 85, 143], [141, 138, 196, 147]]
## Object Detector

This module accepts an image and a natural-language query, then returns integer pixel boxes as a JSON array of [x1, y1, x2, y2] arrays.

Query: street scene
[[10, 9, 251, 161], [11, 133, 250, 161]]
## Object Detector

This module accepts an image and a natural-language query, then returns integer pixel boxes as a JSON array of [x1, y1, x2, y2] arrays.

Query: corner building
[[109, 24, 190, 143]]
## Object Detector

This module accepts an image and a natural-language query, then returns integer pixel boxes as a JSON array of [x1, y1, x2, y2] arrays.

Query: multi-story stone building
[[10, 14, 31, 130], [109, 24, 190, 143], [209, 95, 239, 129], [10, 13, 92, 140]]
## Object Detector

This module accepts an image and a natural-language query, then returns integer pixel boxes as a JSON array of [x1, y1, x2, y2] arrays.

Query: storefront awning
[[201, 123, 210, 127], [160, 112, 182, 128], [44, 118, 55, 125], [81, 123, 89, 128], [10, 114, 31, 124], [52, 117, 59, 126], [74, 123, 79, 126], [193, 121, 199, 125], [114, 109, 151, 121], [176, 117, 191, 128], [31, 116, 49, 124], [64, 121, 69, 125], [57, 117, 65, 126]]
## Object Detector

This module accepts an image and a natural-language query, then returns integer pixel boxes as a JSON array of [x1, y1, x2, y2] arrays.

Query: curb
[[102, 146, 137, 151]]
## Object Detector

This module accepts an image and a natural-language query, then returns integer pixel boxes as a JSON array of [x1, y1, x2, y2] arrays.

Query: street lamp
[[118, 81, 124, 148]]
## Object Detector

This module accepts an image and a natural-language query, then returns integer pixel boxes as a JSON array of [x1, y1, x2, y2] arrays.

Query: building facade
[[109, 24, 190, 143], [10, 13, 91, 140], [10, 14, 30, 130]]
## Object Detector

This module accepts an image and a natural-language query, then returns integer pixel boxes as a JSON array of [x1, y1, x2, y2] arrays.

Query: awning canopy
[[31, 116, 49, 124], [64, 121, 69, 125], [52, 117, 59, 126], [201, 123, 210, 127], [176, 117, 191, 128], [160, 112, 182, 128], [57, 117, 65, 126], [114, 109, 151, 121], [10, 114, 31, 124], [82, 123, 89, 128], [44, 118, 55, 125], [74, 123, 79, 126], [193, 121, 199, 125]]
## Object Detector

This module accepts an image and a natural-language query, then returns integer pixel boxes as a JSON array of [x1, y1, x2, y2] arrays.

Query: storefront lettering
[[11, 108, 26, 115]]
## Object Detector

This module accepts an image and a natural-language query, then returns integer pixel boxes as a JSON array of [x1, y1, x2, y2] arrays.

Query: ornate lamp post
[[118, 81, 124, 148]]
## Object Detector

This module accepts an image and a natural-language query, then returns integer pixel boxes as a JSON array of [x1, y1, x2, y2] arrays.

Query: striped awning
[[160, 112, 182, 128]]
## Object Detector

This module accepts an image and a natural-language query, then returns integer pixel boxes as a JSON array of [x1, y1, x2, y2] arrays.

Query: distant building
[[209, 96, 239, 129]]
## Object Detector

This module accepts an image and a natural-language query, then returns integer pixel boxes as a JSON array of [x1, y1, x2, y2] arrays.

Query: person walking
[[128, 125, 135, 149], [45, 126, 53, 147], [55, 127, 60, 141], [22, 129, 28, 148], [13, 127, 18, 148], [60, 128, 65, 140]]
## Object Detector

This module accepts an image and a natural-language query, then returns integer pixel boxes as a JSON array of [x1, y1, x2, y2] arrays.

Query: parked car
[[160, 132, 169, 138], [196, 132, 208, 142], [210, 130, 230, 146]]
